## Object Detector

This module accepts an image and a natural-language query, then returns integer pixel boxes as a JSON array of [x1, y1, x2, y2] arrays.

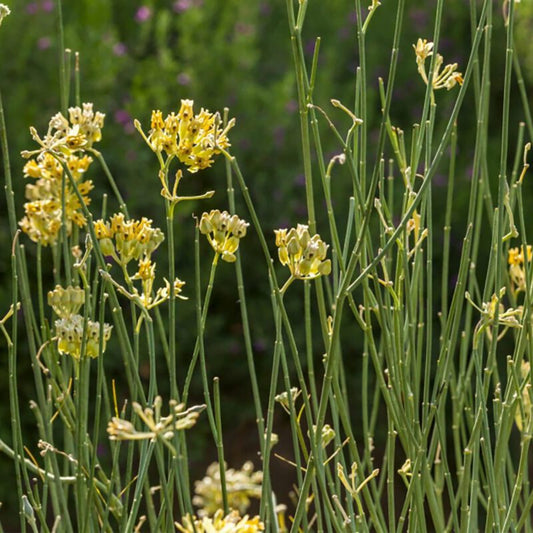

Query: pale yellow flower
[[55, 314, 112, 359], [414, 38, 463, 91], [47, 285, 85, 318], [138, 99, 234, 173], [193, 462, 262, 517], [19, 153, 93, 246], [274, 224, 331, 280], [107, 397, 204, 442], [200, 210, 248, 263], [175, 510, 264, 533]]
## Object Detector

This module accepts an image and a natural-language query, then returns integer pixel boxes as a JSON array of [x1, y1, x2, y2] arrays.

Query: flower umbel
[[466, 288, 522, 348], [193, 461, 262, 517], [93, 214, 165, 266], [414, 38, 463, 91], [107, 397, 205, 445], [48, 284, 112, 359], [23, 103, 105, 156], [274, 224, 331, 280], [94, 214, 187, 314], [175, 510, 264, 532], [18, 153, 94, 245], [199, 210, 249, 263], [136, 99, 235, 173], [508, 245, 532, 294], [54, 314, 112, 359], [47, 285, 85, 318]]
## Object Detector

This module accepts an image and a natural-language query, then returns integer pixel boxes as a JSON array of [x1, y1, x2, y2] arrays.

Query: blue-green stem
[[222, 134, 265, 451]]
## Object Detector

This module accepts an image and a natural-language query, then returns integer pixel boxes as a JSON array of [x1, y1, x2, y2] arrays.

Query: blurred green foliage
[[0, 0, 532, 524]]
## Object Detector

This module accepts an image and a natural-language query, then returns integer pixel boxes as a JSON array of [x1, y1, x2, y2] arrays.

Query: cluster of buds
[[94, 214, 187, 311], [24, 103, 105, 156], [466, 288, 522, 348], [199, 210, 249, 263], [311, 423, 336, 448], [129, 257, 187, 310], [413, 38, 463, 91], [48, 285, 112, 360], [275, 387, 301, 414], [274, 224, 331, 280], [175, 510, 264, 533], [107, 397, 204, 443], [137, 99, 234, 173], [18, 153, 93, 246], [337, 462, 380, 503], [508, 245, 532, 294], [193, 462, 262, 517], [93, 214, 165, 265], [48, 285, 85, 317]]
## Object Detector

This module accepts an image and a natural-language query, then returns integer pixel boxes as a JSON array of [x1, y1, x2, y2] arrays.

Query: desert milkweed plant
[[1, 0, 533, 531]]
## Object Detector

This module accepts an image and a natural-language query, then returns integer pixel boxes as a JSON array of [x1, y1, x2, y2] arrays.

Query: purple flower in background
[[135, 6, 152, 23], [259, 2, 271, 16], [97, 444, 107, 458], [42, 0, 54, 12], [294, 174, 306, 187], [253, 339, 266, 353], [409, 8, 428, 29], [173, 0, 192, 12], [338, 26, 351, 40], [294, 202, 307, 217], [177, 72, 191, 86], [113, 42, 128, 56], [173, 0, 203, 13], [305, 39, 316, 57], [273, 126, 286, 149], [114, 109, 134, 134], [38, 37, 51, 50], [433, 173, 448, 187], [235, 22, 254, 36], [285, 100, 298, 113], [26, 3, 39, 14]]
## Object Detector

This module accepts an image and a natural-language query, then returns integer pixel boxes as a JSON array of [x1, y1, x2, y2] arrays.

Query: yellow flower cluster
[[18, 153, 93, 246], [94, 214, 187, 311], [193, 462, 262, 517], [55, 314, 112, 359], [48, 285, 112, 360], [93, 214, 165, 265], [139, 99, 234, 173], [131, 257, 187, 310], [199, 210, 249, 263], [107, 397, 204, 442], [176, 510, 264, 533], [27, 103, 105, 155], [508, 245, 532, 293], [19, 153, 93, 246], [413, 38, 463, 91], [274, 224, 331, 280], [47, 285, 85, 318]]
